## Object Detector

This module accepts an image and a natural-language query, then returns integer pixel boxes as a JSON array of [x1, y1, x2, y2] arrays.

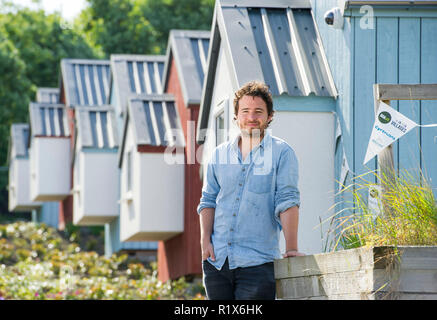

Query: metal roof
[[10, 124, 30, 159], [162, 30, 210, 106], [75, 106, 119, 150], [29, 102, 70, 137], [60, 59, 111, 108], [343, 0, 437, 9], [197, 0, 337, 142], [119, 94, 185, 166], [220, 0, 311, 8], [110, 55, 165, 116], [36, 87, 60, 104]]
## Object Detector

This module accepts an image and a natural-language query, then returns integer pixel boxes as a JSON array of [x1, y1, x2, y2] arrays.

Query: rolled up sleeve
[[197, 149, 220, 214], [274, 147, 300, 225]]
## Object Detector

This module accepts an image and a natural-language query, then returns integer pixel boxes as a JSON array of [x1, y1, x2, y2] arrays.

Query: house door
[[270, 111, 335, 255]]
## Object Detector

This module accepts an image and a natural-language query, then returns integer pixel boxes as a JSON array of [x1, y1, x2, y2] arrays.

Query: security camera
[[324, 7, 344, 29]]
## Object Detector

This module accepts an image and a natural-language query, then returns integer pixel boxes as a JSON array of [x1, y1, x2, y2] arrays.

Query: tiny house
[[106, 54, 166, 257], [72, 106, 119, 226], [29, 102, 71, 202], [158, 29, 210, 281], [110, 54, 165, 118], [197, 0, 338, 255], [30, 88, 61, 228], [36, 87, 59, 104], [8, 124, 42, 211], [58, 58, 111, 229], [118, 94, 185, 242]]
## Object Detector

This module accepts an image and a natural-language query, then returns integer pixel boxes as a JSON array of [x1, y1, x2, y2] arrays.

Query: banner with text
[[363, 101, 417, 165]]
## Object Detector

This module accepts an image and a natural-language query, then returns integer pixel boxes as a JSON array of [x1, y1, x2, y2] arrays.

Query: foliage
[[324, 169, 437, 251], [0, 221, 205, 300], [142, 0, 215, 52], [0, 7, 98, 88], [77, 0, 215, 56], [0, 3, 99, 213], [75, 0, 158, 56]]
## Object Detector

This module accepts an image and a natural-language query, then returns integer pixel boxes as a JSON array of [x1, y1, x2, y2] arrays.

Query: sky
[[13, 0, 88, 21]]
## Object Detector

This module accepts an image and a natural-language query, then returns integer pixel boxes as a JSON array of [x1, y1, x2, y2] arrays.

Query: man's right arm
[[199, 208, 216, 261], [197, 149, 220, 262]]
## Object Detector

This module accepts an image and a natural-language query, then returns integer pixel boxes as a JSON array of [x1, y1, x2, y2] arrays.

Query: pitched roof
[[110, 55, 165, 116], [75, 106, 119, 150], [118, 94, 185, 166], [36, 87, 60, 104], [343, 0, 437, 9], [162, 30, 210, 106], [197, 0, 337, 142], [60, 59, 111, 108], [29, 102, 70, 137]]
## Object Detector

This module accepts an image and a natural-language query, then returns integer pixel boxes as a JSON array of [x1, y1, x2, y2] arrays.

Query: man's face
[[236, 95, 272, 137]]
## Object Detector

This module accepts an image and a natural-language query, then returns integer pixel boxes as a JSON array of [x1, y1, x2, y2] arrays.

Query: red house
[[159, 30, 210, 281], [58, 59, 111, 230]]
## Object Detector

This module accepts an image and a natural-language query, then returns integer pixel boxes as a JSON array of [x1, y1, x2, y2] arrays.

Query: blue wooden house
[[311, 0, 437, 218]]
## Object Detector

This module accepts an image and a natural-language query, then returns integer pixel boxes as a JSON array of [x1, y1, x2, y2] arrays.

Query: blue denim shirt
[[197, 131, 300, 270]]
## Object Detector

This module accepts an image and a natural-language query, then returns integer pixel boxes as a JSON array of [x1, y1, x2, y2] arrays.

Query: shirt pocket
[[248, 171, 273, 194]]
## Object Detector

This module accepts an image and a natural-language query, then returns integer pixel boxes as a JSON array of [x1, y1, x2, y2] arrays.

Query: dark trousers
[[202, 258, 276, 300]]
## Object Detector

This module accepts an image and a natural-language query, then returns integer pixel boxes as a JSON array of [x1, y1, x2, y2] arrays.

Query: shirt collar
[[231, 129, 271, 153]]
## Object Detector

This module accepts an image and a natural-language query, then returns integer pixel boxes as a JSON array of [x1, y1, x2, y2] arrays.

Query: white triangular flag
[[368, 185, 382, 217], [364, 101, 418, 165], [339, 149, 349, 191]]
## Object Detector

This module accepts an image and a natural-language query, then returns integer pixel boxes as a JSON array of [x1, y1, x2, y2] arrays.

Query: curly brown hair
[[233, 81, 274, 118]]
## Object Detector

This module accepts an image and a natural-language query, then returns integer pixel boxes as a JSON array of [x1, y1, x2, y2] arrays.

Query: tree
[[0, 5, 99, 214], [0, 8, 98, 89], [142, 0, 215, 52], [77, 0, 215, 56], [76, 0, 159, 56]]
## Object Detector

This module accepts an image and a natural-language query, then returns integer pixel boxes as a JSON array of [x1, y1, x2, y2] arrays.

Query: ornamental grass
[[324, 168, 437, 251]]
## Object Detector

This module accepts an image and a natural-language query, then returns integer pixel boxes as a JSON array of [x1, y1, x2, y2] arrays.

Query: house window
[[216, 111, 225, 146], [127, 151, 132, 192]]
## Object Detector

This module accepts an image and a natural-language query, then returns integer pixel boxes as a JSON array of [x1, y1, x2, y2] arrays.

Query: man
[[197, 81, 303, 300]]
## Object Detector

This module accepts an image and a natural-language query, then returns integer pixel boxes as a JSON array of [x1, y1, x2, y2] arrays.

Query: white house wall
[[270, 111, 335, 255], [30, 137, 70, 202], [120, 122, 141, 241], [9, 158, 41, 211], [138, 151, 184, 240], [120, 121, 184, 241], [73, 151, 119, 225], [202, 43, 236, 178]]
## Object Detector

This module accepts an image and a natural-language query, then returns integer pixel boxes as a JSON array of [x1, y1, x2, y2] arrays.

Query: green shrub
[[0, 221, 205, 300]]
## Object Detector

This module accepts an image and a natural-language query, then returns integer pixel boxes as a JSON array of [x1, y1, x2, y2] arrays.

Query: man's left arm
[[274, 147, 304, 258], [280, 206, 305, 257]]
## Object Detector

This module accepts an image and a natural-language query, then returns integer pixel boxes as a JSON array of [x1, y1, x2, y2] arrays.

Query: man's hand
[[199, 208, 216, 262], [201, 239, 216, 261], [282, 249, 305, 258]]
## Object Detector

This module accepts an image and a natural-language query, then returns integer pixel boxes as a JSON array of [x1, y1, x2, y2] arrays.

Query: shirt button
[[228, 242, 232, 246], [239, 183, 242, 187], [233, 213, 236, 216], [242, 168, 245, 172], [230, 228, 234, 232], [236, 197, 239, 201]]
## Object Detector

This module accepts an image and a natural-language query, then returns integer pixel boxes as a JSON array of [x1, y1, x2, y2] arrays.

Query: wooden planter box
[[274, 246, 437, 300]]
